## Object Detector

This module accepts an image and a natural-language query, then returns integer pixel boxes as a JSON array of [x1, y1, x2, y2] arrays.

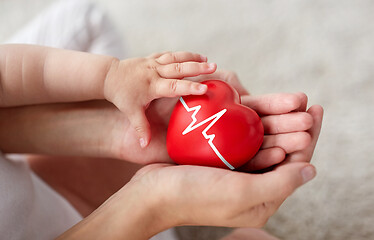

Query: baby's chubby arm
[[0, 44, 115, 106], [0, 44, 216, 147]]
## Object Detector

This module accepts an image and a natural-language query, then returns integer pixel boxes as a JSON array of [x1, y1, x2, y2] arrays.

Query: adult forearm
[[0, 101, 117, 156], [0, 44, 116, 107]]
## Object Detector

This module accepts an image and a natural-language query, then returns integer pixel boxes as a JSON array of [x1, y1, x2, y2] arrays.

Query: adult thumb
[[251, 162, 316, 204]]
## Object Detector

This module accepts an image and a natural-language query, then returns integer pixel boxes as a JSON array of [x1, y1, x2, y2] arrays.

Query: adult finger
[[238, 147, 285, 172], [293, 92, 308, 112], [157, 62, 216, 79], [156, 51, 207, 64], [285, 105, 324, 163], [241, 93, 302, 115], [262, 132, 312, 153], [152, 79, 207, 98], [262, 112, 313, 134], [248, 162, 316, 204]]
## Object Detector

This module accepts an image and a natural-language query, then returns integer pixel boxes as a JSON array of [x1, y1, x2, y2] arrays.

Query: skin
[[2, 92, 323, 240], [0, 44, 216, 148], [0, 45, 323, 239], [2, 91, 319, 216]]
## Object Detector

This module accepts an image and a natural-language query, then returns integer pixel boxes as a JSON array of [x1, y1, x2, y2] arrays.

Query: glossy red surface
[[167, 80, 264, 170]]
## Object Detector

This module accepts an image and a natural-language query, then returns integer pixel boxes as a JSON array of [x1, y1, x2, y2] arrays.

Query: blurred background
[[1, 0, 373, 239]]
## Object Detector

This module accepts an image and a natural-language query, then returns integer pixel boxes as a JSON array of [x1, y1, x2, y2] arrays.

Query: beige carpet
[[1, 0, 373, 239]]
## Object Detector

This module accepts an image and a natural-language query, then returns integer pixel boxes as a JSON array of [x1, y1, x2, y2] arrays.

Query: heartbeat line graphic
[[179, 97, 234, 170]]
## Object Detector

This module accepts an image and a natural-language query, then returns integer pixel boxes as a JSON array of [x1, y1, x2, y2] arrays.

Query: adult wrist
[[116, 178, 176, 239], [57, 178, 173, 240]]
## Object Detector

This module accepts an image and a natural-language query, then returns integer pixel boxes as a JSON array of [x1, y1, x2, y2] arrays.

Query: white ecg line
[[179, 97, 235, 170]]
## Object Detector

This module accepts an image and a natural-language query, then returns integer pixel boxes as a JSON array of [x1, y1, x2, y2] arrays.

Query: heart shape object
[[167, 80, 264, 170]]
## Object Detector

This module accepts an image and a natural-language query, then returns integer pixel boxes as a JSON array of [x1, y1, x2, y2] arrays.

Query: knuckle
[[170, 52, 178, 62], [169, 79, 178, 93], [134, 125, 145, 134], [175, 63, 183, 74], [149, 63, 158, 71]]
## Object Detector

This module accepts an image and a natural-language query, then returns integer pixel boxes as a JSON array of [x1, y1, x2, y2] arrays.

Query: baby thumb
[[128, 110, 151, 148]]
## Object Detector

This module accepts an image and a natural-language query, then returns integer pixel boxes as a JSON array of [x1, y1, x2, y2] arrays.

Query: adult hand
[[56, 87, 323, 239], [240, 93, 323, 171], [187, 70, 323, 171], [58, 154, 317, 240]]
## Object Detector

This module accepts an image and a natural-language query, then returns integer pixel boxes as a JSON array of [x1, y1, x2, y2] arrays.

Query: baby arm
[[0, 44, 216, 147], [0, 44, 115, 106]]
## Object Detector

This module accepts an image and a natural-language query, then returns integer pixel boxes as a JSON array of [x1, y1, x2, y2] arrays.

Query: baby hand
[[104, 52, 217, 148]]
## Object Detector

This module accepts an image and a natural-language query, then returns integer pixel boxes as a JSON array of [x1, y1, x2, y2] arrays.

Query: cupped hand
[[188, 70, 323, 171], [239, 94, 323, 171], [56, 158, 316, 240], [125, 160, 316, 237], [122, 99, 322, 235]]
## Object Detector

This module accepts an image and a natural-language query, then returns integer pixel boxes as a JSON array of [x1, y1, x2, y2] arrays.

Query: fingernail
[[197, 84, 207, 92], [208, 63, 216, 70], [301, 166, 316, 183], [139, 138, 147, 148], [200, 55, 208, 62]]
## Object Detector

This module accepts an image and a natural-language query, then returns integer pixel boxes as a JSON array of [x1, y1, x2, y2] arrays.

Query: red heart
[[167, 80, 264, 170]]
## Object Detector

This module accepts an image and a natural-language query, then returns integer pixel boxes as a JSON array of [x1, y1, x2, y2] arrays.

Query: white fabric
[[5, 0, 125, 59], [1, 0, 177, 239], [150, 229, 179, 240], [0, 153, 82, 239]]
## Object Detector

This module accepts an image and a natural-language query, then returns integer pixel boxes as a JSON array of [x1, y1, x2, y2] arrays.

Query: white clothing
[[5, 0, 126, 59], [0, 153, 82, 239], [0, 154, 177, 240]]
